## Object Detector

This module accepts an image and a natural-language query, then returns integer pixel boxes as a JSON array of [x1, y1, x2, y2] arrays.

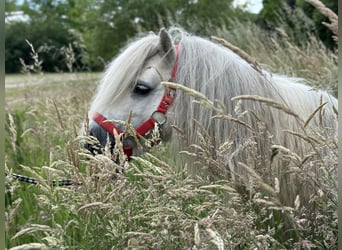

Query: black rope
[[7, 173, 82, 186]]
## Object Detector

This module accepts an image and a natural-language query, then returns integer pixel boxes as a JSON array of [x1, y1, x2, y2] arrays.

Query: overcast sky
[[232, 0, 263, 14]]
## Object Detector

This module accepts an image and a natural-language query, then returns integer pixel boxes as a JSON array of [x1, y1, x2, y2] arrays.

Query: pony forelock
[[90, 33, 160, 114]]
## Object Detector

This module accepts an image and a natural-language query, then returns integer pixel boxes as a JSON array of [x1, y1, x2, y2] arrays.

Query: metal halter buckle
[[168, 88, 176, 97], [151, 111, 167, 125]]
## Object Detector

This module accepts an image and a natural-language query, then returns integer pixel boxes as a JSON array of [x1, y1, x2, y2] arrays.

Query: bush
[[5, 19, 87, 73]]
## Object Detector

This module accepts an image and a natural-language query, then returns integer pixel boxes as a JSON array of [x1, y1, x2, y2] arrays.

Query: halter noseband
[[92, 45, 179, 159]]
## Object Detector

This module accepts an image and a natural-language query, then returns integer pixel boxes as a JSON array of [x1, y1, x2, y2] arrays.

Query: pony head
[[88, 28, 179, 156]]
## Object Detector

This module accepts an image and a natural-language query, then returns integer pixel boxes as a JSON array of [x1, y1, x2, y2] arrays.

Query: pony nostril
[[89, 123, 107, 147], [86, 122, 116, 154]]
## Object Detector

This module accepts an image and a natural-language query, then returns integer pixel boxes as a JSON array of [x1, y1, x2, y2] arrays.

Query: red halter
[[92, 45, 179, 159]]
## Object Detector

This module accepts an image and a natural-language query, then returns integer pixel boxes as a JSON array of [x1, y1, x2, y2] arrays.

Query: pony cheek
[[132, 91, 165, 124]]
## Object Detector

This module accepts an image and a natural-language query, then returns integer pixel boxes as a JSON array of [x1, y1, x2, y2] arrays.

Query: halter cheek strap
[[92, 45, 179, 159], [171, 45, 179, 78]]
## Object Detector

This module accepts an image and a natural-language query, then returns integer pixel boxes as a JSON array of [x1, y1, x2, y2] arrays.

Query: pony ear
[[158, 28, 176, 65]]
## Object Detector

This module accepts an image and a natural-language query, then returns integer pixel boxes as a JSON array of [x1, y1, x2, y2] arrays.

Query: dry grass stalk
[[284, 129, 320, 144], [211, 36, 264, 75], [305, 0, 338, 43], [78, 201, 113, 211], [144, 153, 175, 175], [206, 228, 225, 250], [162, 81, 213, 105], [271, 145, 302, 163], [232, 95, 300, 119], [19, 40, 43, 74], [303, 101, 327, 128], [11, 224, 53, 241], [9, 243, 48, 250], [332, 105, 338, 116], [6, 198, 22, 229], [52, 99, 66, 130], [211, 114, 254, 132], [237, 162, 277, 196], [7, 113, 17, 153]]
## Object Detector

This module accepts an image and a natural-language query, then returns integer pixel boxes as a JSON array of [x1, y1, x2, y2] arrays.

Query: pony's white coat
[[89, 28, 337, 205]]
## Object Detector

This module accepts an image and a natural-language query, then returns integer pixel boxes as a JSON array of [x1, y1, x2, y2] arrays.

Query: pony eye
[[134, 82, 151, 95]]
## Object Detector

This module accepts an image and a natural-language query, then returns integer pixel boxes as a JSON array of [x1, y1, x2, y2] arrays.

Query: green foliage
[[5, 20, 86, 73], [82, 0, 252, 69], [6, 0, 253, 72], [5, 0, 337, 72], [258, 0, 337, 50], [215, 20, 337, 96], [296, 0, 337, 50], [258, 1, 316, 47], [5, 0, 19, 12], [5, 0, 88, 73]]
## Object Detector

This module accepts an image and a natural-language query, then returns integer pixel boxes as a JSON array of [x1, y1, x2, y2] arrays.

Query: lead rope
[[6, 172, 82, 186]]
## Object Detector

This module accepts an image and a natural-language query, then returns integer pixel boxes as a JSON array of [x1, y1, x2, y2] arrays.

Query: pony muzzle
[[87, 122, 137, 159], [87, 122, 116, 154]]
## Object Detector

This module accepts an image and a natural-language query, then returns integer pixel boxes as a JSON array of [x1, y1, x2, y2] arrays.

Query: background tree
[[5, 0, 19, 12], [297, 0, 337, 49], [5, 0, 87, 73], [86, 0, 249, 69], [257, 0, 337, 50], [5, 0, 336, 73]]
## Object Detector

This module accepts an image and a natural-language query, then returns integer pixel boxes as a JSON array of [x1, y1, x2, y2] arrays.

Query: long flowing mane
[[166, 29, 337, 204], [169, 30, 336, 143]]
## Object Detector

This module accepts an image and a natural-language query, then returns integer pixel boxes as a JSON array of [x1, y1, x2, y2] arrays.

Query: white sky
[[14, 0, 264, 14], [232, 0, 263, 14]]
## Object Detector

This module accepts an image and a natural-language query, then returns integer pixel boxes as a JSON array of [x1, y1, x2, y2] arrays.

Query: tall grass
[[5, 18, 337, 249]]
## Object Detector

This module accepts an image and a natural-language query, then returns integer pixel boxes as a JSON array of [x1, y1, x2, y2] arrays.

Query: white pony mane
[[166, 28, 337, 205], [169, 30, 336, 145]]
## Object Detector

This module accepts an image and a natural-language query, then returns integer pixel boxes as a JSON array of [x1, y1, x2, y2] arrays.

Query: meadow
[[5, 21, 338, 249]]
